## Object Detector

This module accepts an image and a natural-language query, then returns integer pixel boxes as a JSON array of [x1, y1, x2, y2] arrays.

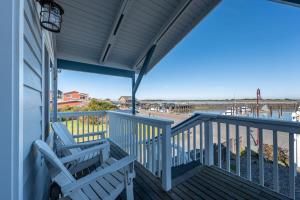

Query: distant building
[[58, 91, 89, 109], [63, 91, 89, 101], [119, 96, 132, 105]]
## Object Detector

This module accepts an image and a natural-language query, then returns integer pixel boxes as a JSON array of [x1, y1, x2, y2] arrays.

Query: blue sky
[[58, 0, 300, 100]]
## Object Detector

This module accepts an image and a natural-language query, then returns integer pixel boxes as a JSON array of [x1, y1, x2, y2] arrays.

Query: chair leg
[[125, 171, 134, 200], [50, 182, 61, 200]]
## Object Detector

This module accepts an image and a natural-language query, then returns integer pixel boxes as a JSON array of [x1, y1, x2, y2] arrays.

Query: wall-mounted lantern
[[37, 0, 64, 33]]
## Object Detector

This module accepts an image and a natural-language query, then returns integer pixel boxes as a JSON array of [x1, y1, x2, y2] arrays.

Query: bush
[[84, 99, 117, 111], [264, 144, 289, 167]]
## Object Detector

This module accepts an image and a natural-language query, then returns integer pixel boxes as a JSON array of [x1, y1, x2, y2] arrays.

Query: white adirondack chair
[[34, 140, 135, 200], [52, 122, 110, 174]]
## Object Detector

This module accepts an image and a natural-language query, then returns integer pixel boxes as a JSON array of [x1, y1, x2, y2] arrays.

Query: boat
[[292, 106, 300, 122]]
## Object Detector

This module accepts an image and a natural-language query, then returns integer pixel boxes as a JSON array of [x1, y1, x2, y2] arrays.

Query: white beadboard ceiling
[[56, 0, 220, 73]]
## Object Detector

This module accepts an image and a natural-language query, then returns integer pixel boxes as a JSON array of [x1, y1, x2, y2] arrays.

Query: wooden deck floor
[[110, 142, 291, 200]]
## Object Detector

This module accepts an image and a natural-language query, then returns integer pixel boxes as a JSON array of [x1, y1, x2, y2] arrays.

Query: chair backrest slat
[[52, 122, 81, 155]]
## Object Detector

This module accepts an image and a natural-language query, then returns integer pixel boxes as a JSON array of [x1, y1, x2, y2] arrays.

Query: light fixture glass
[[39, 0, 64, 33]]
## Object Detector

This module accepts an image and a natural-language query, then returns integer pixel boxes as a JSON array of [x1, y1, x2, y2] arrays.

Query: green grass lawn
[[63, 120, 107, 142]]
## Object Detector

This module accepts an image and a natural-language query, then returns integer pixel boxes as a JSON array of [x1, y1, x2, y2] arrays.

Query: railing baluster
[[177, 133, 180, 165], [87, 115, 90, 142], [152, 126, 155, 174], [125, 119, 127, 150], [139, 123, 142, 163], [92, 115, 95, 140], [135, 121, 138, 157], [204, 121, 213, 165], [147, 125, 151, 170], [236, 124, 240, 176], [273, 130, 279, 192], [102, 115, 104, 135], [157, 127, 162, 177], [218, 122, 221, 168], [193, 126, 196, 161], [76, 116, 79, 142], [97, 115, 100, 140], [172, 135, 175, 166], [200, 122, 203, 164], [129, 120, 131, 154], [246, 126, 251, 181], [187, 128, 191, 162], [71, 117, 74, 135], [289, 132, 295, 199], [226, 123, 230, 172], [258, 128, 264, 186], [182, 130, 185, 164], [143, 124, 146, 167]]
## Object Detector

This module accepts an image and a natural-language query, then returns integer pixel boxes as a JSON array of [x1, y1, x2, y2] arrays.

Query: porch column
[[132, 74, 136, 114], [204, 121, 214, 165], [52, 61, 58, 121], [0, 0, 23, 199], [162, 123, 172, 191], [131, 45, 156, 115]]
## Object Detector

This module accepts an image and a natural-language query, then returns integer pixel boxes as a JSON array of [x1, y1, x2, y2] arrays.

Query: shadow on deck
[[110, 142, 291, 200]]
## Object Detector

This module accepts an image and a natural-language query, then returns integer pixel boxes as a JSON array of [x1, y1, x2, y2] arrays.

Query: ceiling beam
[[57, 59, 135, 78], [99, 0, 134, 64], [133, 0, 192, 70], [271, 0, 300, 7]]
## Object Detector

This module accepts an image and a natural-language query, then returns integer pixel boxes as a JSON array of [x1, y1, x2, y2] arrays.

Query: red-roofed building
[[58, 91, 89, 109]]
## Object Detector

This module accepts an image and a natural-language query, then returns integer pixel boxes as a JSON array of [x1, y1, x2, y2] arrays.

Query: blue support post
[[52, 62, 58, 122], [133, 45, 156, 94], [132, 74, 136, 114], [131, 45, 156, 114]]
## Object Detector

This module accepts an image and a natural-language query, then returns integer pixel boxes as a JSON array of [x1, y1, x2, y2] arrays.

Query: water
[[194, 109, 293, 121]]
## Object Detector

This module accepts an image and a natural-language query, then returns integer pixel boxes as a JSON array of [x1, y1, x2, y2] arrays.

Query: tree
[[84, 99, 117, 111]]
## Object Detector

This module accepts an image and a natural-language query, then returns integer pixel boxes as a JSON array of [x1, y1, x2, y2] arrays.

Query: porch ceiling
[[55, 0, 220, 74]]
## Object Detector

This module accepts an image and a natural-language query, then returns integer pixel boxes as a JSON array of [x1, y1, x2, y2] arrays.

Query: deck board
[[110, 142, 291, 200]]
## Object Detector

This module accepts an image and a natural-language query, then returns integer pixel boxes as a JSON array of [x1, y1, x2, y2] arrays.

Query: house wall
[[58, 101, 84, 109], [0, 0, 23, 199], [63, 91, 80, 101], [23, 0, 52, 199]]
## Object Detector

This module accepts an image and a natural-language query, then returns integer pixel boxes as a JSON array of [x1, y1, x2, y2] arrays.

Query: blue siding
[[23, 0, 50, 199]]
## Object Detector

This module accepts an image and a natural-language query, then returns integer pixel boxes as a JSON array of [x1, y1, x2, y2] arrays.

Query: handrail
[[56, 110, 106, 117], [172, 112, 300, 134], [107, 111, 174, 125]]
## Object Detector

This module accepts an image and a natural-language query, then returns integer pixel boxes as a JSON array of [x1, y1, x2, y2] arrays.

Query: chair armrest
[[77, 139, 108, 148], [56, 139, 108, 151], [60, 143, 109, 164], [62, 156, 136, 195]]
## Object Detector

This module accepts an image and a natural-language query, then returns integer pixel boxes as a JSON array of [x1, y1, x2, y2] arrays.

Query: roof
[[272, 0, 300, 7], [119, 96, 132, 100], [63, 91, 79, 94], [55, 0, 220, 74]]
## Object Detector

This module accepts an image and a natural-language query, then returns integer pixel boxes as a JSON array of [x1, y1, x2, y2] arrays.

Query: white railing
[[108, 111, 173, 191], [171, 112, 300, 199], [56, 111, 107, 142]]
